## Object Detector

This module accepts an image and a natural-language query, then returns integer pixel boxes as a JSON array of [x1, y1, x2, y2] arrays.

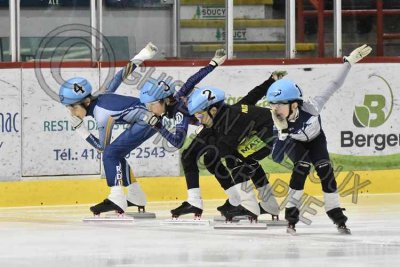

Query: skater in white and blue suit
[[268, 44, 372, 234], [59, 43, 159, 215]]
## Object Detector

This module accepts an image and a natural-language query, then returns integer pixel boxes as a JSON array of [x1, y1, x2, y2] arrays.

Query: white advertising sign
[[21, 68, 101, 176], [2, 62, 398, 180], [0, 69, 21, 180]]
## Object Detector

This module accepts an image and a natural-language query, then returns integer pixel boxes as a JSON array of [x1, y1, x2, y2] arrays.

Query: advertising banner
[[21, 68, 101, 176], [0, 69, 21, 180], [1, 62, 398, 180]]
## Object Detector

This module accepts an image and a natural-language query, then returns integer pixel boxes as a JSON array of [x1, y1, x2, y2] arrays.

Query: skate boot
[[126, 182, 147, 213], [90, 199, 124, 215], [217, 199, 236, 214], [221, 204, 258, 222], [327, 207, 351, 235], [337, 222, 351, 234], [287, 223, 296, 235], [285, 207, 299, 235], [171, 201, 203, 219], [127, 200, 145, 213], [259, 203, 280, 221], [257, 183, 280, 221], [234, 181, 261, 215]]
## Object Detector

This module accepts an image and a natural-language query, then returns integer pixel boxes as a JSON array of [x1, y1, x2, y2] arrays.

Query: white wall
[[0, 63, 399, 180]]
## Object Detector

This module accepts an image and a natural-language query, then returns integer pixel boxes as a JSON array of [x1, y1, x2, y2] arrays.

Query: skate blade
[[286, 228, 296, 235], [214, 216, 286, 226], [125, 212, 156, 219], [264, 220, 287, 226], [161, 219, 210, 226], [338, 229, 351, 235], [214, 221, 267, 230], [83, 215, 134, 223]]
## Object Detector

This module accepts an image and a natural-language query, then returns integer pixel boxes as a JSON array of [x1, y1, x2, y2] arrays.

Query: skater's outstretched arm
[[309, 44, 372, 114], [238, 71, 287, 106], [175, 49, 226, 99]]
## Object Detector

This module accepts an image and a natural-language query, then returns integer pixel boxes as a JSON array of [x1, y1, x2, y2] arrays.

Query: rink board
[[0, 169, 399, 207]]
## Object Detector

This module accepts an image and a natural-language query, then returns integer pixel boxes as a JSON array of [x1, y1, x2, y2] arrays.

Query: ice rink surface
[[0, 194, 399, 267]]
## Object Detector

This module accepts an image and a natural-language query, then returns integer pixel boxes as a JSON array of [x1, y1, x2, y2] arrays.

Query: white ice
[[0, 194, 399, 267]]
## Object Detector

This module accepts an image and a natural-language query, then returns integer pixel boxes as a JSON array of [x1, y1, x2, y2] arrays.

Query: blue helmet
[[59, 77, 93, 105], [139, 80, 175, 104], [266, 79, 303, 103], [188, 86, 225, 115]]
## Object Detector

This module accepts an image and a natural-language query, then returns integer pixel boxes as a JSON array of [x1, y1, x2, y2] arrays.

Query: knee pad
[[285, 207, 300, 225], [289, 161, 311, 190], [315, 161, 337, 193], [326, 207, 348, 225]]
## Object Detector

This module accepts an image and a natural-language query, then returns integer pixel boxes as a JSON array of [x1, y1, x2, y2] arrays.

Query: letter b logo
[[353, 95, 386, 128]]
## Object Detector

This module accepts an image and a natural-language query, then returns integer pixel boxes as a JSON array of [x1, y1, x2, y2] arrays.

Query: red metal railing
[[297, 0, 400, 56]]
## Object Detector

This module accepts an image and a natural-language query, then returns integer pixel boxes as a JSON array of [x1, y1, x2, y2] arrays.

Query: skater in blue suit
[[59, 43, 159, 215], [59, 44, 226, 215]]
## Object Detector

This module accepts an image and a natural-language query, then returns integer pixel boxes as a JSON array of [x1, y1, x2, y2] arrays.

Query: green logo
[[353, 74, 393, 128]]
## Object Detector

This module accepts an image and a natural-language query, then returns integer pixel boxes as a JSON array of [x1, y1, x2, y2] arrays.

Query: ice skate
[[127, 200, 145, 212], [326, 207, 350, 235], [125, 183, 156, 219], [221, 204, 258, 222], [126, 200, 156, 219], [215, 205, 268, 230], [161, 201, 209, 226], [287, 223, 296, 235], [217, 199, 236, 214], [170, 201, 203, 219], [214, 199, 246, 222], [90, 198, 124, 215], [259, 203, 286, 226], [83, 199, 134, 223], [337, 223, 351, 235], [259, 203, 279, 220]]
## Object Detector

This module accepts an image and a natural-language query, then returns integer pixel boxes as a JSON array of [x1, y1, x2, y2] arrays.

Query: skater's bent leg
[[284, 161, 311, 224], [204, 150, 232, 190], [250, 165, 280, 215], [103, 124, 156, 187], [100, 124, 156, 211], [204, 151, 240, 210]]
